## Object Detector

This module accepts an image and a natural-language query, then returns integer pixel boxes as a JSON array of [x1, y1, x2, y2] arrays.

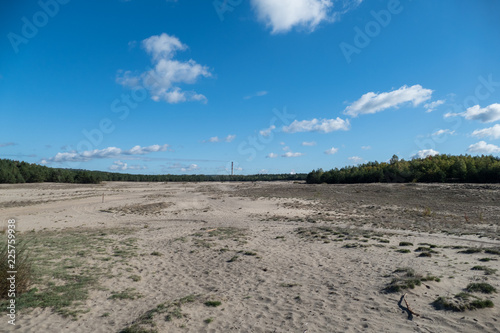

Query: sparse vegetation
[[129, 275, 142, 282], [459, 248, 483, 254], [399, 241, 413, 247], [433, 293, 494, 312], [227, 255, 239, 263], [485, 248, 500, 255], [383, 268, 439, 293], [466, 283, 497, 294], [120, 295, 198, 332], [471, 266, 497, 275], [0, 239, 33, 299], [109, 288, 142, 300], [204, 300, 222, 307], [0, 228, 135, 319]]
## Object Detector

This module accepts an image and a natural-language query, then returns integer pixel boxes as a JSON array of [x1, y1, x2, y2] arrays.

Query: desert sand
[[1, 181, 500, 333]]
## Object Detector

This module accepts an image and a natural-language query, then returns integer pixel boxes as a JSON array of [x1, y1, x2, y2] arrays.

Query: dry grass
[[0, 239, 33, 299]]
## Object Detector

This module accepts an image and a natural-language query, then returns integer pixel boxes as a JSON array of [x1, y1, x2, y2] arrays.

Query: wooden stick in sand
[[403, 293, 420, 317]]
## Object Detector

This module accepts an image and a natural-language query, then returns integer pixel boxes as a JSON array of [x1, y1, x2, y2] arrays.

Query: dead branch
[[403, 293, 420, 317]]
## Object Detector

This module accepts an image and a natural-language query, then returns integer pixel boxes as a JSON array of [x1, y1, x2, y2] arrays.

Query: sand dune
[[1, 181, 499, 332]]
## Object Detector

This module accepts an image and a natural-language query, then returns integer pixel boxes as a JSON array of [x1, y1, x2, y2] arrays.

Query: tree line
[[306, 154, 500, 184], [0, 159, 306, 184]]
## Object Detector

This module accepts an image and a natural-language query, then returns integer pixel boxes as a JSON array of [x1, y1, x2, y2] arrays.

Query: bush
[[0, 238, 33, 299]]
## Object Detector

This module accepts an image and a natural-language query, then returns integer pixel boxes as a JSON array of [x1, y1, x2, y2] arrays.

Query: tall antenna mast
[[231, 162, 234, 176]]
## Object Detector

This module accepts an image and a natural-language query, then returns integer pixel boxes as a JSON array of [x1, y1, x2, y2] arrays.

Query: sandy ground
[[1, 181, 500, 333]]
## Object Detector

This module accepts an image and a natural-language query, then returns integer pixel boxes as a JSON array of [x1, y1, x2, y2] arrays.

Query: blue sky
[[1, 0, 500, 175]]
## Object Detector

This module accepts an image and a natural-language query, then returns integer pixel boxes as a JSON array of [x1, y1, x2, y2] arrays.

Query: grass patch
[[0, 228, 134, 318], [478, 258, 494, 262], [204, 300, 222, 307], [485, 248, 500, 255], [120, 295, 198, 332], [466, 283, 497, 294], [0, 239, 33, 299], [204, 317, 214, 324], [109, 288, 142, 300], [227, 255, 239, 263], [399, 241, 413, 247], [383, 267, 439, 293], [129, 275, 141, 282], [459, 248, 483, 254], [433, 293, 494, 312], [280, 283, 300, 288], [471, 266, 497, 275], [396, 249, 411, 253], [414, 246, 438, 254]]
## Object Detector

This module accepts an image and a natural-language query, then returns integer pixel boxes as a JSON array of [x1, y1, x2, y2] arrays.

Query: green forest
[[1, 155, 499, 185], [306, 154, 500, 184], [0, 159, 306, 184]]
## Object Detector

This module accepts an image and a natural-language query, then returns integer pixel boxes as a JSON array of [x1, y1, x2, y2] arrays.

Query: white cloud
[[424, 99, 445, 113], [344, 85, 433, 117], [431, 129, 455, 136], [251, 0, 361, 34], [282, 151, 304, 157], [109, 160, 147, 171], [324, 147, 338, 155], [181, 164, 199, 172], [142, 33, 186, 60], [471, 124, 500, 140], [361, 145, 371, 150], [447, 104, 500, 123], [302, 141, 316, 146], [467, 141, 500, 154], [47, 144, 169, 163], [117, 33, 211, 104], [206, 135, 236, 143], [244, 91, 268, 100], [413, 149, 439, 159], [259, 125, 276, 137], [126, 144, 170, 155], [251, 0, 332, 33], [282, 146, 290, 151], [259, 169, 269, 174], [168, 163, 200, 172], [282, 117, 350, 133], [348, 156, 363, 164], [266, 153, 279, 158]]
